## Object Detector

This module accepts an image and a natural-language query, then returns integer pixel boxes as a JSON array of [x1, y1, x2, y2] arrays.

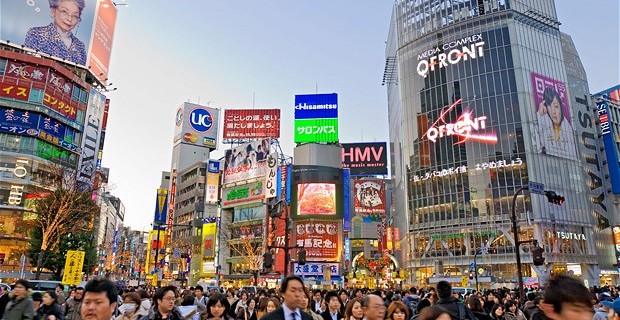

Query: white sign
[[413, 158, 523, 182], [423, 98, 497, 144], [293, 263, 339, 276], [417, 34, 485, 77], [556, 232, 586, 241], [264, 154, 278, 199]]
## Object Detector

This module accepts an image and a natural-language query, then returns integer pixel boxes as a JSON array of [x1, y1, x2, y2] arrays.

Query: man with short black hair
[[1, 279, 34, 320], [194, 285, 207, 313], [80, 277, 118, 320], [435, 281, 476, 320], [146, 286, 184, 320], [261, 276, 312, 320], [65, 286, 84, 320], [536, 275, 593, 320], [312, 290, 323, 314], [320, 291, 343, 320]]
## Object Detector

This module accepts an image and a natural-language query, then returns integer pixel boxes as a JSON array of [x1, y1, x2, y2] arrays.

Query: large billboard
[[294, 93, 339, 143], [77, 88, 105, 189], [223, 109, 280, 139], [294, 221, 340, 261], [593, 86, 620, 194], [297, 183, 337, 216], [173, 102, 220, 149], [290, 166, 343, 220], [531, 72, 577, 160], [221, 180, 265, 209], [202, 223, 216, 259], [223, 139, 271, 184], [0, 0, 117, 83], [341, 142, 388, 175], [353, 179, 386, 218]]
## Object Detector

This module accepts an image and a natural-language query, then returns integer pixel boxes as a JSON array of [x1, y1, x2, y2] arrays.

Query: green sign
[[294, 118, 339, 143]]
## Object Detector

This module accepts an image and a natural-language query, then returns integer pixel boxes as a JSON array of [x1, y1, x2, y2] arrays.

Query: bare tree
[[32, 166, 100, 279], [223, 223, 265, 284]]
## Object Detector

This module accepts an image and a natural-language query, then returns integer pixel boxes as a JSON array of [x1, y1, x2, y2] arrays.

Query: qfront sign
[[423, 99, 497, 144], [417, 34, 485, 78]]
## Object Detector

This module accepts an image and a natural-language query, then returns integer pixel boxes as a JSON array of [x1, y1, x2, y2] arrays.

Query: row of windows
[[0, 134, 78, 167]]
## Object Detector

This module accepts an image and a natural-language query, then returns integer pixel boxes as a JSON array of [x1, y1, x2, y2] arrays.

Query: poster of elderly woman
[[531, 72, 578, 160], [0, 0, 96, 66]]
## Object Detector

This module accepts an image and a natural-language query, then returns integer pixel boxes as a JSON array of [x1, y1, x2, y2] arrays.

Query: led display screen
[[297, 183, 336, 216]]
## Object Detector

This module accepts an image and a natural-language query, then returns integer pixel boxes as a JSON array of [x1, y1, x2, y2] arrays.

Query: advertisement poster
[[267, 215, 286, 273], [223, 109, 280, 139], [206, 160, 220, 203], [294, 93, 339, 143], [531, 72, 577, 159], [613, 226, 620, 265], [202, 223, 216, 258], [221, 181, 265, 208], [223, 139, 271, 184], [353, 179, 386, 218], [174, 103, 220, 149], [76, 88, 105, 189], [297, 183, 336, 216], [153, 189, 167, 230], [295, 221, 340, 261], [342, 143, 388, 175]]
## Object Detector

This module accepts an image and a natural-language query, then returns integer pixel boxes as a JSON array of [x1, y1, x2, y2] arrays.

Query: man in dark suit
[[320, 291, 343, 320], [262, 276, 312, 320]]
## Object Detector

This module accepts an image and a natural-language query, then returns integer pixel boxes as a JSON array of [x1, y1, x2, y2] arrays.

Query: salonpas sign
[[221, 181, 265, 208], [417, 34, 485, 78]]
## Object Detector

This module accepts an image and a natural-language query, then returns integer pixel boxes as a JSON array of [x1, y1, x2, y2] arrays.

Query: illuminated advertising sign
[[294, 221, 340, 261], [5, 60, 48, 82], [342, 142, 388, 175], [174, 102, 219, 149], [394, 227, 400, 250], [221, 180, 265, 208], [153, 189, 168, 230], [77, 88, 105, 189], [297, 183, 336, 216], [0, 1, 118, 83], [223, 109, 281, 139], [423, 99, 497, 144], [223, 139, 271, 184], [593, 86, 620, 194], [343, 168, 350, 231], [294, 93, 339, 143], [417, 34, 485, 78], [293, 263, 339, 276], [413, 158, 523, 182], [44, 70, 77, 120], [0, 77, 30, 101], [531, 72, 577, 159], [264, 154, 278, 199], [612, 226, 620, 265], [206, 160, 220, 203], [353, 179, 386, 218], [267, 214, 286, 273], [202, 223, 216, 258]]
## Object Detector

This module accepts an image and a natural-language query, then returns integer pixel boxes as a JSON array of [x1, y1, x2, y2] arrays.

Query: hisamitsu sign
[[294, 93, 339, 143]]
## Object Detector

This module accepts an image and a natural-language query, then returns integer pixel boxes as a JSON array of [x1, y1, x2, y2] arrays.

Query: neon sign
[[417, 34, 485, 78], [423, 99, 497, 144]]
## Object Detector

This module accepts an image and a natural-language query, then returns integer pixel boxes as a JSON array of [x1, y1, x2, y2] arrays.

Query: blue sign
[[595, 95, 620, 194], [153, 189, 168, 230], [208, 159, 220, 173], [528, 181, 544, 195], [345, 238, 350, 261], [343, 168, 351, 231], [294, 93, 338, 119], [189, 108, 214, 132], [286, 164, 292, 204]]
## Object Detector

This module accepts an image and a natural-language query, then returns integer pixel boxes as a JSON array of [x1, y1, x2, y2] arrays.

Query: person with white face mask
[[115, 293, 141, 320]]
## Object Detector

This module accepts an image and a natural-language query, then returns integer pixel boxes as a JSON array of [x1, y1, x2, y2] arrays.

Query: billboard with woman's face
[[531, 72, 577, 160], [0, 0, 117, 82]]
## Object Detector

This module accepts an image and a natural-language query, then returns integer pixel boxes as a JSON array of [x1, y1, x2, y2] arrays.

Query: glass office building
[[386, 0, 614, 287]]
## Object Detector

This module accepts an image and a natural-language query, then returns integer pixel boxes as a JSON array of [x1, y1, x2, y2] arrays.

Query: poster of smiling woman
[[531, 72, 577, 160]]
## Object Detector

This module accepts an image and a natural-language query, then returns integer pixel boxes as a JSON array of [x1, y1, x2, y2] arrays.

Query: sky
[[101, 1, 620, 231]]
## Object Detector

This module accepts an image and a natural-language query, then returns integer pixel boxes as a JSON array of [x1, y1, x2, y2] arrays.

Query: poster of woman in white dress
[[531, 72, 577, 160]]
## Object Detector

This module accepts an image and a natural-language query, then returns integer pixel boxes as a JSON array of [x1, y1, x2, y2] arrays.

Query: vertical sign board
[[202, 223, 217, 258], [613, 226, 620, 266], [206, 160, 220, 203], [343, 169, 351, 231], [264, 154, 278, 199], [77, 88, 106, 189], [153, 189, 168, 230], [62, 250, 85, 286], [593, 88, 620, 194], [294, 93, 339, 143]]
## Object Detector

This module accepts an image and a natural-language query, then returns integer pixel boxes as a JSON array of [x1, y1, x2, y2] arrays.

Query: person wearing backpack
[[434, 281, 476, 320]]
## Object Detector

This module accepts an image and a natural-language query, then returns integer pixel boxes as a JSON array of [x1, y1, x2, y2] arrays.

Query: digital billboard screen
[[297, 183, 336, 216], [294, 93, 339, 143], [223, 109, 280, 139]]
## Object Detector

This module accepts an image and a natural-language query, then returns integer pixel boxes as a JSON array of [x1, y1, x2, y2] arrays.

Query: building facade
[[387, 0, 612, 287]]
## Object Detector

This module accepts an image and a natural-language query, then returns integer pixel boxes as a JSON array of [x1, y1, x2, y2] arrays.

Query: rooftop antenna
[[315, 83, 318, 94], [253, 92, 256, 108]]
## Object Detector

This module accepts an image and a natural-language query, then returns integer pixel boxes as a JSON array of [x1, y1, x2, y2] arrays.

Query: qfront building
[[386, 0, 615, 287]]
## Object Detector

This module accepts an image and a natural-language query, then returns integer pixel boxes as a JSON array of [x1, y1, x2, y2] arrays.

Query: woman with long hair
[[236, 298, 258, 320], [301, 288, 323, 320], [344, 298, 363, 320], [466, 296, 491, 320], [257, 297, 280, 320], [503, 301, 526, 320], [203, 294, 231, 320], [490, 304, 505, 320], [387, 301, 409, 320], [34, 290, 64, 320]]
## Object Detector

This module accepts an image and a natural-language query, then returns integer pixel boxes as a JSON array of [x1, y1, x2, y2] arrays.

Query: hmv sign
[[341, 142, 388, 176]]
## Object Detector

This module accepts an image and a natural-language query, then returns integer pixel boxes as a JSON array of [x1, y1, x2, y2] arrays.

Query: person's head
[[280, 276, 305, 310], [418, 305, 452, 320], [240, 291, 248, 301], [49, 0, 85, 33], [339, 290, 349, 303], [505, 300, 518, 314], [206, 293, 230, 319], [602, 298, 620, 320], [32, 292, 43, 309], [119, 292, 141, 316], [155, 286, 178, 315], [543, 87, 564, 126], [259, 297, 280, 313], [466, 296, 484, 312], [81, 277, 119, 320], [248, 297, 257, 310], [539, 275, 593, 320], [355, 289, 363, 298], [13, 279, 30, 298], [324, 291, 341, 313], [55, 284, 64, 294], [387, 301, 409, 320], [195, 285, 204, 297], [491, 304, 504, 319], [362, 294, 386, 320], [313, 289, 322, 302], [345, 298, 364, 320], [42, 290, 58, 306], [436, 281, 452, 299]]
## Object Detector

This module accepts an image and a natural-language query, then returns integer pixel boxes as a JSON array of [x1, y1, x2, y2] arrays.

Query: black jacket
[[472, 311, 492, 320], [262, 308, 313, 320], [435, 297, 476, 320], [35, 303, 65, 320], [320, 310, 343, 320]]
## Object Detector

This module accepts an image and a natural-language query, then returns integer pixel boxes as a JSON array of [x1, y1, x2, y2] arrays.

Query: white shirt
[[282, 302, 302, 320]]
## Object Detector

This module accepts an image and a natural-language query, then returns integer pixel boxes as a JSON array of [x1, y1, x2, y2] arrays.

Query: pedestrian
[[236, 298, 257, 320], [534, 274, 593, 320], [65, 287, 84, 320], [338, 291, 348, 316], [604, 298, 620, 320], [503, 300, 525, 320], [387, 301, 409, 320], [2, 279, 34, 320], [490, 305, 505, 320], [343, 298, 363, 320], [465, 296, 491, 320], [320, 292, 342, 320], [115, 292, 142, 320], [520, 293, 539, 320], [311, 291, 323, 315], [56, 285, 67, 306], [35, 290, 64, 320], [202, 293, 231, 320], [417, 305, 452, 320], [257, 297, 280, 320], [300, 288, 322, 320], [80, 277, 118, 320], [145, 286, 184, 320], [32, 292, 43, 313], [361, 295, 385, 320], [261, 276, 312, 320], [194, 286, 208, 314], [0, 286, 10, 317], [434, 281, 475, 320], [137, 290, 151, 318]]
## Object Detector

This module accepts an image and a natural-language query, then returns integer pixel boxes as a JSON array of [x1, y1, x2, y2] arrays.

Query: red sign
[[44, 71, 76, 120], [0, 77, 30, 101], [295, 221, 339, 261], [353, 179, 386, 216], [267, 215, 286, 273], [223, 109, 280, 139], [4, 61, 48, 83], [89, 0, 118, 83]]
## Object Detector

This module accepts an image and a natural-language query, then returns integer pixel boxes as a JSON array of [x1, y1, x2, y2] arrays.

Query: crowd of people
[[0, 274, 618, 320]]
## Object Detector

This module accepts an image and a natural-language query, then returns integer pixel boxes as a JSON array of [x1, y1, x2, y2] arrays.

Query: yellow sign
[[461, 276, 468, 287], [152, 274, 158, 286], [62, 250, 85, 285]]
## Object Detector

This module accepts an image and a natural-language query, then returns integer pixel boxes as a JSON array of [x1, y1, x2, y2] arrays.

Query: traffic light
[[263, 251, 273, 269], [531, 246, 545, 266], [468, 271, 474, 280], [298, 248, 307, 265], [544, 191, 565, 205]]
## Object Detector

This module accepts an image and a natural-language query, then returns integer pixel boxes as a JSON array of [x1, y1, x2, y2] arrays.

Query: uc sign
[[189, 108, 214, 132]]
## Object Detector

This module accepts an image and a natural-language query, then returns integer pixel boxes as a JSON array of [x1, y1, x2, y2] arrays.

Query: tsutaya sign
[[556, 232, 586, 241], [417, 34, 485, 77], [424, 99, 497, 144]]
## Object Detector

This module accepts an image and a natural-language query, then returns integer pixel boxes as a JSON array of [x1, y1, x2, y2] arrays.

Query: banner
[[264, 154, 278, 199], [223, 139, 271, 184], [77, 88, 106, 189], [206, 160, 220, 203], [353, 179, 386, 219], [341, 143, 388, 175], [294, 221, 340, 261], [61, 250, 85, 285], [153, 189, 168, 230], [223, 109, 280, 139]]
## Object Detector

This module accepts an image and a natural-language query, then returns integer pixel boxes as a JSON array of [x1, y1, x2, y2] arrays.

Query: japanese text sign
[[294, 221, 340, 261], [264, 154, 278, 199], [223, 139, 271, 184], [294, 118, 339, 143], [293, 262, 339, 276], [223, 109, 281, 139], [221, 181, 265, 208], [62, 250, 85, 285]]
